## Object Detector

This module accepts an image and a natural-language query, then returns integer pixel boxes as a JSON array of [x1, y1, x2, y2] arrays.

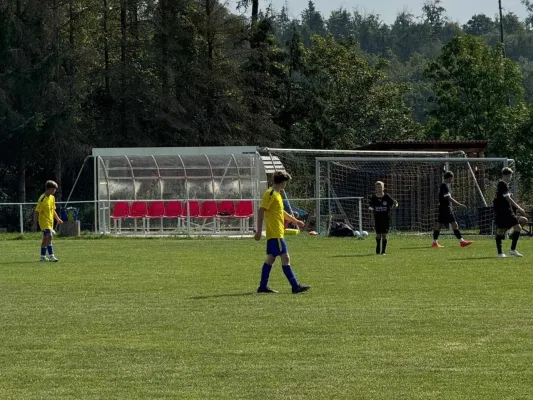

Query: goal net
[[316, 157, 514, 235], [263, 148, 465, 233]]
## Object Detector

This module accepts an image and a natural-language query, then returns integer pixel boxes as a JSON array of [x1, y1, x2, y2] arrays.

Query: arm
[[254, 207, 265, 240], [33, 211, 39, 231], [54, 210, 63, 224], [284, 211, 304, 227], [450, 196, 466, 208]]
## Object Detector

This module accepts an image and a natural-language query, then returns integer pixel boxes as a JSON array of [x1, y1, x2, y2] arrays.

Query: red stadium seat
[[110, 202, 130, 234], [199, 201, 219, 232], [111, 202, 130, 219], [218, 200, 235, 217], [129, 201, 148, 218], [129, 201, 148, 232], [234, 200, 253, 218], [182, 201, 200, 218], [199, 201, 219, 218], [164, 201, 183, 218], [146, 201, 165, 218], [146, 201, 165, 232], [234, 200, 254, 233], [164, 201, 184, 230]]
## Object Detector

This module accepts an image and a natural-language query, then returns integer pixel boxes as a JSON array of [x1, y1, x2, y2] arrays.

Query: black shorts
[[374, 218, 390, 234], [495, 212, 519, 231], [438, 209, 456, 225]]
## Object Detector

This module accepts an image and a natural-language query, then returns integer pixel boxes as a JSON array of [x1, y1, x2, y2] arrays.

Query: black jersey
[[439, 183, 451, 210], [369, 194, 396, 220], [494, 180, 513, 213]]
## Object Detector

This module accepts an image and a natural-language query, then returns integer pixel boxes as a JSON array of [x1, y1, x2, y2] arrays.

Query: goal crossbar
[[315, 157, 512, 163]]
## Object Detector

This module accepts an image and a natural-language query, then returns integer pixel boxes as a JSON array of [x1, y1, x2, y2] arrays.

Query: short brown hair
[[502, 167, 513, 176], [273, 171, 291, 184], [45, 180, 58, 189], [443, 171, 454, 179]]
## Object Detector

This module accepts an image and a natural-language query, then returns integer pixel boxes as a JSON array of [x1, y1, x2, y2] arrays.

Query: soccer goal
[[315, 157, 515, 235], [264, 148, 466, 234]]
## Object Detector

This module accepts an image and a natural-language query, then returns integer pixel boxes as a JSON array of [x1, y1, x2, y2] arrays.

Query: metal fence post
[[19, 204, 24, 234]]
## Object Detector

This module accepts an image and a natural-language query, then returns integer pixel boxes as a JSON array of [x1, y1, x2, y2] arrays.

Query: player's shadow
[[333, 254, 376, 258], [449, 257, 502, 261], [0, 261, 42, 265], [190, 292, 257, 300], [399, 246, 431, 250]]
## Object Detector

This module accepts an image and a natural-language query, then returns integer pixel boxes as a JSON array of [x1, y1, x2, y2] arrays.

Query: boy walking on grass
[[255, 171, 311, 294], [33, 181, 63, 262]]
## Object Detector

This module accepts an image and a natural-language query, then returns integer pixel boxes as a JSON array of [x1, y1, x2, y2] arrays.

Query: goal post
[[315, 157, 514, 235]]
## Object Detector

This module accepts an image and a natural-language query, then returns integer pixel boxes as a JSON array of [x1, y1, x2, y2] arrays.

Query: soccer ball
[[353, 230, 361, 238], [360, 231, 369, 239]]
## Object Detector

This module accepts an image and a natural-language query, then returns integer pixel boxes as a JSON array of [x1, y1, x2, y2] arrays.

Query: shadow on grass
[[449, 257, 504, 261], [399, 246, 431, 250], [190, 292, 257, 300], [333, 254, 376, 258], [0, 261, 41, 265]]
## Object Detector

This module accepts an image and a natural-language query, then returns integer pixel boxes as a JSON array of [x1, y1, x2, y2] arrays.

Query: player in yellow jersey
[[33, 181, 63, 262], [254, 171, 311, 294]]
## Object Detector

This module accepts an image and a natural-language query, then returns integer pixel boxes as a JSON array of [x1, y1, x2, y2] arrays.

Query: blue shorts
[[42, 229, 53, 236], [266, 238, 287, 257]]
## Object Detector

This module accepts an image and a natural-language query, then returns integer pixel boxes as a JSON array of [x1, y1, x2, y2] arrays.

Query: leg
[[452, 221, 472, 247], [505, 215, 523, 256], [495, 227, 506, 256], [258, 252, 277, 293], [279, 241, 310, 294], [375, 233, 382, 254], [510, 224, 521, 251], [46, 231, 58, 261], [381, 233, 388, 254], [40, 231, 48, 260], [433, 223, 444, 247], [280, 252, 298, 288]]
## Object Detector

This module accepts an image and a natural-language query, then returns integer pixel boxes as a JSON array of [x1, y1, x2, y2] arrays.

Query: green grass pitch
[[1, 234, 533, 399]]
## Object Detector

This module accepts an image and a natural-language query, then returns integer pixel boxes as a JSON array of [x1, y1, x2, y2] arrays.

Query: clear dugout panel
[[104, 156, 136, 201], [155, 155, 187, 200], [126, 155, 161, 201], [181, 155, 215, 201], [235, 154, 257, 200]]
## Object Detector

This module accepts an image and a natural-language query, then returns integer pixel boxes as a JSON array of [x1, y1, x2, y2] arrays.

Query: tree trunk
[[103, 0, 110, 95], [120, 0, 128, 139], [54, 159, 62, 202], [251, 0, 258, 25], [160, 0, 169, 95]]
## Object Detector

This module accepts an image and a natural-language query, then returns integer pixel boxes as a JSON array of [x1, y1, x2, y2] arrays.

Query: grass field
[[1, 234, 533, 399]]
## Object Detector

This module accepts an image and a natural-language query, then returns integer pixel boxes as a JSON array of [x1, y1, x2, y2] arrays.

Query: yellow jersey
[[260, 188, 284, 239], [35, 193, 56, 231]]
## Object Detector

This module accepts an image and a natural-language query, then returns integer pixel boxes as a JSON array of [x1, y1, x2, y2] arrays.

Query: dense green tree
[[463, 14, 495, 36], [289, 35, 420, 149], [425, 35, 526, 157]]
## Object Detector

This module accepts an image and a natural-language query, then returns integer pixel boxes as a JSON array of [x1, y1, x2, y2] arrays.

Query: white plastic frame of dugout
[[92, 146, 267, 235]]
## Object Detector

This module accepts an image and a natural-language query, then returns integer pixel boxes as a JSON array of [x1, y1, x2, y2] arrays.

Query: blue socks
[[41, 247, 46, 257], [47, 245, 54, 255], [282, 265, 299, 288], [259, 263, 272, 289]]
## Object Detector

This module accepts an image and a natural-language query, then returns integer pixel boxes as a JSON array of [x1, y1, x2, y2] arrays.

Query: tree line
[[1, 0, 533, 205]]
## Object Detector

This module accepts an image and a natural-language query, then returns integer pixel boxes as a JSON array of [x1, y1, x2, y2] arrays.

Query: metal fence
[[0, 201, 97, 234]]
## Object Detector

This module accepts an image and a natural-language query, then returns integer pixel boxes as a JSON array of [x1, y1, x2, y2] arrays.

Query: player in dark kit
[[369, 181, 398, 255], [432, 171, 473, 248], [493, 167, 528, 258]]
